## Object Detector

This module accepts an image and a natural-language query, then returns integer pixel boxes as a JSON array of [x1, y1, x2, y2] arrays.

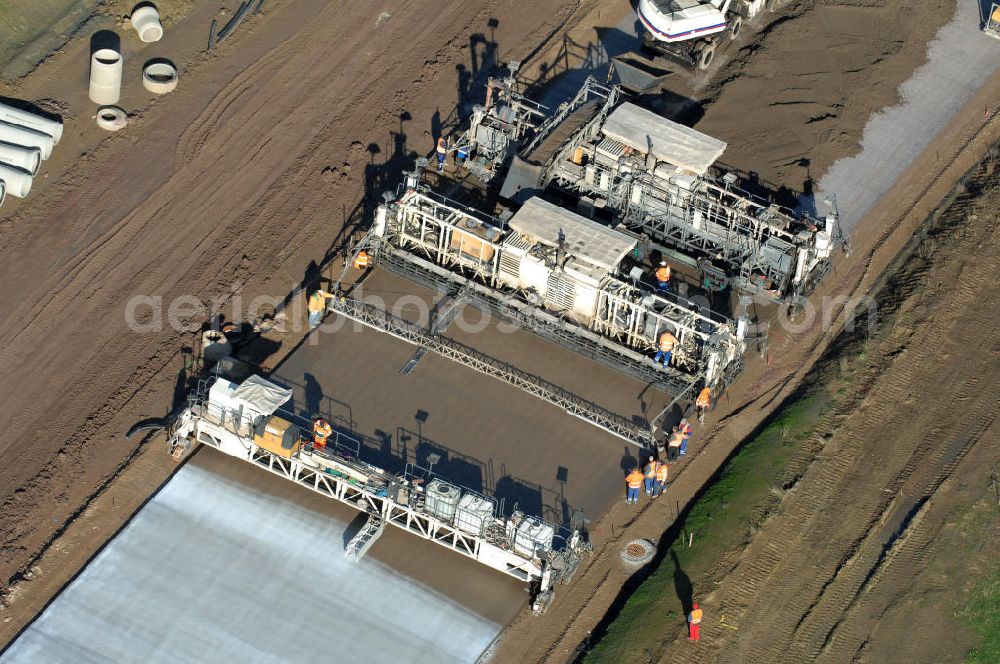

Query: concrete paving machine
[[507, 90, 842, 305], [344, 177, 747, 401], [636, 0, 772, 70], [165, 374, 589, 614]]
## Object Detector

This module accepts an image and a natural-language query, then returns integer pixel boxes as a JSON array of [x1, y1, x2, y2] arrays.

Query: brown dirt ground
[[0, 0, 581, 626], [0, 0, 996, 658], [657, 150, 1000, 664]]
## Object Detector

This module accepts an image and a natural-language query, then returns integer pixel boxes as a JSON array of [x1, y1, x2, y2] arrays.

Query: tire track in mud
[[670, 159, 1000, 663]]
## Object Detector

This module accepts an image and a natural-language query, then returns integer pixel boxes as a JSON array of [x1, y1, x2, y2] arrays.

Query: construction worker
[[655, 330, 678, 367], [678, 418, 693, 457], [307, 289, 335, 329], [643, 456, 658, 496], [436, 136, 448, 172], [654, 261, 671, 291], [687, 602, 703, 641], [696, 386, 711, 423], [313, 418, 332, 449], [667, 427, 684, 461], [353, 250, 371, 270], [625, 467, 644, 504], [653, 459, 669, 497]]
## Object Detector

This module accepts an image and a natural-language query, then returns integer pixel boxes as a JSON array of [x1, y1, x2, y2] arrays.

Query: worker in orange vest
[[667, 427, 684, 461], [307, 289, 334, 329], [654, 261, 672, 292], [696, 386, 711, 423], [653, 459, 669, 497], [353, 250, 371, 270], [643, 456, 658, 496], [687, 602, 703, 641], [313, 418, 333, 449], [625, 467, 644, 504], [655, 330, 678, 367], [436, 136, 448, 172], [678, 418, 693, 456]]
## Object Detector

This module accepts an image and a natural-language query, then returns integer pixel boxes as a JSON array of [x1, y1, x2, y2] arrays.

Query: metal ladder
[[344, 513, 386, 562]]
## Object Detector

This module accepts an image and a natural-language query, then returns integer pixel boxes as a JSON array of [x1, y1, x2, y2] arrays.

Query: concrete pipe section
[[89, 48, 123, 105], [0, 101, 63, 144], [0, 142, 42, 175], [142, 61, 178, 94], [0, 163, 33, 198], [0, 120, 54, 159], [130, 4, 163, 43], [96, 107, 128, 132]]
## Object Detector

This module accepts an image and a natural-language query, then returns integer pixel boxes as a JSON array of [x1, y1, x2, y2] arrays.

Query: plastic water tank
[[514, 517, 555, 559], [455, 493, 495, 536], [424, 479, 461, 524]]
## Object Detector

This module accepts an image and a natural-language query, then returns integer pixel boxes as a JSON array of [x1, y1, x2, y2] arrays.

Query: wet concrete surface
[[1, 447, 526, 663], [273, 271, 674, 530]]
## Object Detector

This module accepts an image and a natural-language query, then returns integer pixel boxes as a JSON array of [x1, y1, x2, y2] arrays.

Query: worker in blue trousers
[[643, 456, 658, 495], [678, 418, 693, 456]]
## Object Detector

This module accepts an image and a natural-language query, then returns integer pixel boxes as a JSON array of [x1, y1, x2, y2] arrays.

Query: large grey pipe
[[0, 163, 33, 198], [0, 120, 54, 159], [0, 141, 42, 175], [90, 48, 123, 105], [0, 102, 63, 144]]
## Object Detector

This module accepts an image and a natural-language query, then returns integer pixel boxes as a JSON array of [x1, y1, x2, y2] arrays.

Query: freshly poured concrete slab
[[275, 271, 670, 528], [817, 0, 1000, 229], [2, 448, 522, 664]]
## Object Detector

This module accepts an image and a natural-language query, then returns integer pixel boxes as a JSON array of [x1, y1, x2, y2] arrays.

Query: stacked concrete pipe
[[0, 102, 63, 143], [0, 163, 33, 198], [90, 48, 123, 105], [0, 142, 42, 175], [0, 121, 54, 159]]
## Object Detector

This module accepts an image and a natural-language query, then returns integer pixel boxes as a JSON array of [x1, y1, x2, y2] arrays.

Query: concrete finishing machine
[[166, 374, 589, 615], [506, 91, 844, 305]]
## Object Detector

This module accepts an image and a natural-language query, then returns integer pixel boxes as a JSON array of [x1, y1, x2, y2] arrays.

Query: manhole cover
[[620, 538, 655, 566]]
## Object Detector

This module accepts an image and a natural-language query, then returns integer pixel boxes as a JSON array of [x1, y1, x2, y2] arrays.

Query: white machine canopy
[[509, 197, 636, 271], [602, 103, 726, 175], [230, 375, 292, 417]]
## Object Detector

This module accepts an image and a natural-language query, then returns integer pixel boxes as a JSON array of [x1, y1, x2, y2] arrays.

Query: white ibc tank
[[514, 517, 555, 559], [455, 493, 495, 536], [424, 479, 461, 524]]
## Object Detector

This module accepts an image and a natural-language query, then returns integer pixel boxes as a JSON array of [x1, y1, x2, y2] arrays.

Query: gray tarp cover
[[231, 375, 292, 417], [602, 103, 726, 175]]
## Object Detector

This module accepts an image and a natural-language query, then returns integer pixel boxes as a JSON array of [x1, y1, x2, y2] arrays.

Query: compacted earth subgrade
[[0, 0, 579, 627], [583, 146, 1000, 664]]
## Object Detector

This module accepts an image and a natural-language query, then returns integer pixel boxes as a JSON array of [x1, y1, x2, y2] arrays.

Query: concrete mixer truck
[[635, 0, 774, 70]]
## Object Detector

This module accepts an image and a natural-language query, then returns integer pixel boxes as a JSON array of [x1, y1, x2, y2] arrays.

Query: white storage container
[[514, 517, 555, 559], [424, 479, 461, 524], [455, 493, 495, 536]]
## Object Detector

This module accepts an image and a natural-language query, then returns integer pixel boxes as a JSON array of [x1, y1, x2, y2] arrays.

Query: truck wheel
[[697, 43, 717, 69], [729, 15, 743, 40]]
